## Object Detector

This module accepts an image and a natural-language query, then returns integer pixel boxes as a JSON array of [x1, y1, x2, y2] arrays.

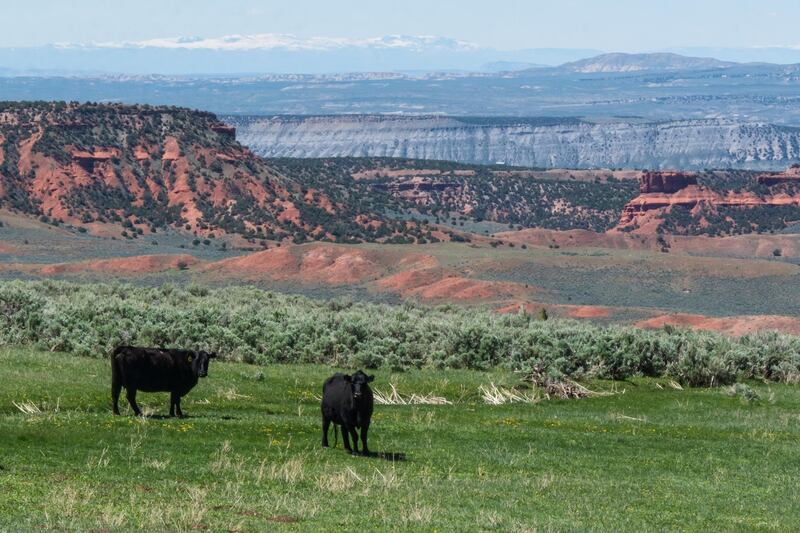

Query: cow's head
[[189, 350, 217, 378], [346, 370, 374, 400]]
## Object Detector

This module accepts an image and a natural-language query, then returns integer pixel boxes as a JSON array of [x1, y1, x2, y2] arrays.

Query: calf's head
[[346, 370, 375, 400], [189, 350, 217, 378]]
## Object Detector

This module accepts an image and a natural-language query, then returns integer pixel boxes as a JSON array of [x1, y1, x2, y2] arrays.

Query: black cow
[[321, 370, 374, 456], [111, 346, 216, 417]]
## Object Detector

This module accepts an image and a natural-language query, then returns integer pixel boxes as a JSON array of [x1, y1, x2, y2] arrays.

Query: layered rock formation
[[638, 171, 697, 193], [756, 164, 800, 185], [228, 115, 800, 170], [373, 177, 457, 205], [618, 169, 800, 230]]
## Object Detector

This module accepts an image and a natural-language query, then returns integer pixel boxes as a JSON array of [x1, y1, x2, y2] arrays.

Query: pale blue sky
[[3, 0, 799, 50]]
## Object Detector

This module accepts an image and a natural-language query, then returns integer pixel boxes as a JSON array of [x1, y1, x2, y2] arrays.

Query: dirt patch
[[566, 306, 614, 319], [161, 136, 180, 161], [636, 313, 800, 336], [203, 247, 297, 278], [410, 276, 523, 301], [205, 244, 383, 285], [38, 254, 200, 276], [267, 515, 300, 523], [0, 241, 17, 254], [376, 266, 530, 302], [298, 246, 380, 284], [496, 301, 617, 320]]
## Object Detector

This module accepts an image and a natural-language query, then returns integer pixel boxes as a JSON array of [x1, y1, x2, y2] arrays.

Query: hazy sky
[[2, 0, 799, 50]]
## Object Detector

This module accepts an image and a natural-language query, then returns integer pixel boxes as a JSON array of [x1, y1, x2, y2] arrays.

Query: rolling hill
[[0, 102, 429, 244], [556, 52, 737, 73]]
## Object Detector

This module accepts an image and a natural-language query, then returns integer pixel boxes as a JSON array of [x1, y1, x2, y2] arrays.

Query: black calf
[[321, 370, 374, 455]]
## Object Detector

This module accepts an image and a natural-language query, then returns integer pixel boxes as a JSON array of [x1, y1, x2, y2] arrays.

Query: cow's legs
[[341, 424, 353, 452], [169, 392, 183, 417], [360, 422, 370, 456], [126, 388, 142, 416], [111, 358, 122, 415], [112, 383, 122, 416], [349, 427, 360, 455], [322, 416, 331, 447]]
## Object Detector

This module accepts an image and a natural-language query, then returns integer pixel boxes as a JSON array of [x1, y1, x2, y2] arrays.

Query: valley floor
[[2, 207, 800, 335], [1, 348, 798, 531]]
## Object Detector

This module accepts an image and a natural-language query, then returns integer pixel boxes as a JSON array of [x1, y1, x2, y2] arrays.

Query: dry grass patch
[[317, 467, 362, 492], [373, 383, 452, 405], [400, 503, 435, 526], [217, 387, 252, 401], [480, 383, 540, 405], [268, 456, 306, 484]]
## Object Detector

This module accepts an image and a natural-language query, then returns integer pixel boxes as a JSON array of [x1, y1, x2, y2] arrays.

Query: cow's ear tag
[[188, 356, 193, 363]]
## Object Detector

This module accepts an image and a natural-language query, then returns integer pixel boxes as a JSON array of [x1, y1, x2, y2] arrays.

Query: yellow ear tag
[[188, 356, 193, 363]]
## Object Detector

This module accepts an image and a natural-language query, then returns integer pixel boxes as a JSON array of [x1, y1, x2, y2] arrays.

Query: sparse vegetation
[[268, 157, 639, 232]]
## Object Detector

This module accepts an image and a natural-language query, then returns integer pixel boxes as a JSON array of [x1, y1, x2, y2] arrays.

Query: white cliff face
[[227, 115, 800, 170]]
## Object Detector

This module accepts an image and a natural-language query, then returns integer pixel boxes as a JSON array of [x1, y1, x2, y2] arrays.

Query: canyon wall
[[227, 115, 800, 170]]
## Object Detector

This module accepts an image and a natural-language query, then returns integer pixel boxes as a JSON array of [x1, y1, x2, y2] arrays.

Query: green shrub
[[0, 280, 798, 386]]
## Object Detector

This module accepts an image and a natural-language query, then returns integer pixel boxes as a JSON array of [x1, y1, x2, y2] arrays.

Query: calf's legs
[[348, 427, 360, 456], [341, 424, 354, 453], [360, 423, 370, 456]]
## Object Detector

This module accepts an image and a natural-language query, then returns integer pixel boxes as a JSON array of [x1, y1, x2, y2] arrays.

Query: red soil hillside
[[37, 255, 201, 276], [202, 245, 385, 285], [0, 102, 416, 243], [202, 243, 529, 301]]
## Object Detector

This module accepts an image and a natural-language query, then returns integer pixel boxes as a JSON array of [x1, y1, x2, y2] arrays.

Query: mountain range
[[0, 34, 601, 75], [3, 33, 800, 75]]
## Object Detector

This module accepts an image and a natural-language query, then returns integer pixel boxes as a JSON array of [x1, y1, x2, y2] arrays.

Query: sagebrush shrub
[[0, 280, 798, 387]]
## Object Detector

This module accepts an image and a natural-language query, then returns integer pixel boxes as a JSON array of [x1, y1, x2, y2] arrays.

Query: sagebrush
[[1, 280, 799, 386]]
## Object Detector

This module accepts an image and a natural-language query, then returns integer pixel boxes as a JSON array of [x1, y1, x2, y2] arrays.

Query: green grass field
[[1, 347, 799, 531]]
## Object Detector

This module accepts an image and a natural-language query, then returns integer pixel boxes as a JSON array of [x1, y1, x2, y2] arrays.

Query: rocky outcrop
[[756, 165, 800, 185], [227, 115, 800, 171], [619, 171, 800, 229], [71, 148, 120, 173], [639, 171, 697, 193], [211, 123, 236, 137], [373, 177, 457, 205]]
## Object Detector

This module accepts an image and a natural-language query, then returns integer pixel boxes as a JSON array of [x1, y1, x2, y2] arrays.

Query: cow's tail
[[111, 345, 127, 358], [110, 346, 125, 384]]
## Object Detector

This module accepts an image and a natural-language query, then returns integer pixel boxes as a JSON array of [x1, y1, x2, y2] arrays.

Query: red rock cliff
[[638, 171, 698, 194]]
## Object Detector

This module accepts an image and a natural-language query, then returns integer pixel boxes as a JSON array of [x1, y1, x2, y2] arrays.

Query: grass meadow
[[1, 347, 799, 531]]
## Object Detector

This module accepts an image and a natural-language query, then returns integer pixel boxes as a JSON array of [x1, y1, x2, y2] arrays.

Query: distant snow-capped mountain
[[59, 33, 481, 53], [0, 34, 600, 75]]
